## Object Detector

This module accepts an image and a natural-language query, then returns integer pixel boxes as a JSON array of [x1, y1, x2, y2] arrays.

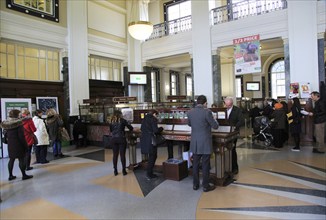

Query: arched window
[[269, 59, 285, 99]]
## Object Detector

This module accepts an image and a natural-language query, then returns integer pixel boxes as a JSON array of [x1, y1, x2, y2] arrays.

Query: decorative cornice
[[88, 34, 127, 60], [0, 10, 67, 48]]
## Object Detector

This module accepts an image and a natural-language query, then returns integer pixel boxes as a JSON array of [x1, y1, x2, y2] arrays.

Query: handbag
[[60, 127, 71, 142], [286, 111, 293, 124], [152, 133, 166, 146], [32, 133, 38, 145]]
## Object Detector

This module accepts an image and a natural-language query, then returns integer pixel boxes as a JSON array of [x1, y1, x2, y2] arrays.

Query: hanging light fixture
[[128, 0, 153, 41]]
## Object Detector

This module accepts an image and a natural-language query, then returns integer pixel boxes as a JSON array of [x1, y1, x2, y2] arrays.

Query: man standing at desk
[[224, 97, 244, 174], [188, 95, 219, 192]]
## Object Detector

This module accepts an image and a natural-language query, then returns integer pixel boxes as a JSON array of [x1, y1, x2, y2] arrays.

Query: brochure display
[[0, 98, 32, 158]]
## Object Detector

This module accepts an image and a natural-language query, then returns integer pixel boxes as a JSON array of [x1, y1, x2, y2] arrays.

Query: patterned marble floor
[[0, 140, 325, 220]]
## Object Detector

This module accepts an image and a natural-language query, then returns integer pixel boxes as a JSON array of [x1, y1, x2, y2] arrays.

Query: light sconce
[[128, 0, 153, 41]]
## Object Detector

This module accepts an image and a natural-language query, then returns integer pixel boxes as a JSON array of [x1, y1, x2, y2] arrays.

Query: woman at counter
[[140, 110, 163, 180], [109, 110, 133, 176]]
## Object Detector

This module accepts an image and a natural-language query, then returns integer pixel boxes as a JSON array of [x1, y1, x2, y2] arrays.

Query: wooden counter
[[126, 126, 239, 186]]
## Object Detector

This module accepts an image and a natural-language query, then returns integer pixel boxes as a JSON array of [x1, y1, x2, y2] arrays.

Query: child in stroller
[[252, 116, 274, 146]]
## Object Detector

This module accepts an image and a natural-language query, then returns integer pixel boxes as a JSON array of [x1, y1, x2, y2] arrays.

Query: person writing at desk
[[140, 110, 163, 180], [188, 95, 219, 192], [224, 97, 244, 175]]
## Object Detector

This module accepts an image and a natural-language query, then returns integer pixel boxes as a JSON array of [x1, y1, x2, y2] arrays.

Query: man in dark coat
[[188, 95, 219, 192], [0, 109, 33, 181], [140, 110, 163, 179], [73, 118, 87, 148], [309, 91, 326, 153], [224, 97, 245, 174]]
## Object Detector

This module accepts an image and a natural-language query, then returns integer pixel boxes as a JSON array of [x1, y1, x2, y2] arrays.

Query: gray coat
[[187, 104, 219, 154]]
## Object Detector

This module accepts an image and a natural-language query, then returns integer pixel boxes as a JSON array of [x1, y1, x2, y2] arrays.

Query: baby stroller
[[252, 116, 274, 147]]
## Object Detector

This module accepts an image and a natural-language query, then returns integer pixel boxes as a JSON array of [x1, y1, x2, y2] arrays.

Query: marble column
[[143, 66, 152, 102], [317, 32, 325, 83], [283, 38, 290, 100], [212, 50, 222, 106]]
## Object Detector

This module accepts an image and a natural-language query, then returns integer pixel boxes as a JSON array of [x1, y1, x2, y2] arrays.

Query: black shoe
[[54, 154, 58, 157], [146, 173, 158, 179], [291, 147, 300, 152], [232, 169, 239, 175], [41, 160, 49, 164], [203, 185, 216, 192], [22, 175, 33, 180], [114, 169, 118, 176], [193, 185, 199, 190], [59, 153, 64, 157], [8, 175, 16, 181], [122, 169, 127, 176], [313, 149, 324, 154], [26, 167, 33, 171]]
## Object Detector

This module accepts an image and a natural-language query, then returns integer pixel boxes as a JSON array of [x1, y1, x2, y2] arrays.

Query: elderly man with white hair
[[223, 97, 245, 174]]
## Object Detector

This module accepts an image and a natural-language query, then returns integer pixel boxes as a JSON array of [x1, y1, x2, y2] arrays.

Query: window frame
[[0, 41, 60, 81], [269, 58, 285, 99], [169, 71, 180, 96]]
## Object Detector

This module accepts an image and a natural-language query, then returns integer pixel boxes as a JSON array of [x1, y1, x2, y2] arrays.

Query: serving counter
[[126, 124, 239, 186]]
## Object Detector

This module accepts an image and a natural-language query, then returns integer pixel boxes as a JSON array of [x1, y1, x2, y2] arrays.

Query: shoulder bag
[[152, 133, 166, 146]]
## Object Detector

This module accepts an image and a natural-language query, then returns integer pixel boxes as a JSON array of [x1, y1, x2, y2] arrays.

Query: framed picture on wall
[[6, 0, 59, 22], [36, 97, 59, 118]]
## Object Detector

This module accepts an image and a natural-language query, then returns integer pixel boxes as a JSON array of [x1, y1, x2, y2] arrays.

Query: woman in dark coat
[[0, 109, 33, 181], [46, 108, 64, 157], [289, 98, 303, 151], [140, 110, 163, 179], [271, 102, 287, 148], [109, 110, 133, 176]]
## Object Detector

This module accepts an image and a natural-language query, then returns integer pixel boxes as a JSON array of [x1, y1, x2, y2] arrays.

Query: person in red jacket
[[21, 109, 37, 170]]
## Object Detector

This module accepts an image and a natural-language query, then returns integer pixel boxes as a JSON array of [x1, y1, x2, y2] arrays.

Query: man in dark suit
[[188, 95, 219, 192], [224, 97, 245, 174]]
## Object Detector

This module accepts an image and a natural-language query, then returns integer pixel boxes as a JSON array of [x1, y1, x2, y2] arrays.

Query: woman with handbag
[[46, 108, 64, 158], [21, 109, 37, 170], [140, 110, 163, 180], [0, 109, 33, 181], [109, 110, 133, 176]]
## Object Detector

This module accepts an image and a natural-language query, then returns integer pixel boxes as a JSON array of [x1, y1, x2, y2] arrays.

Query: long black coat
[[140, 114, 162, 154], [228, 106, 245, 131], [1, 118, 28, 159], [289, 106, 301, 134]]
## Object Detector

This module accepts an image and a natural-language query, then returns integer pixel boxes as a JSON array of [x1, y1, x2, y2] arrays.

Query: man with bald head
[[224, 97, 244, 174]]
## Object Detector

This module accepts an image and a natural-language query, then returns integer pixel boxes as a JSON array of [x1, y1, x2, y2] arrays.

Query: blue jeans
[[52, 140, 62, 155]]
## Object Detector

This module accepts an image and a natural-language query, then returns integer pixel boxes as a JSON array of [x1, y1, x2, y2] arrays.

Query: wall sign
[[6, 0, 59, 22]]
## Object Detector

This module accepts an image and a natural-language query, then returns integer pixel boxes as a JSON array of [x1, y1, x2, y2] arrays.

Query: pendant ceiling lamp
[[128, 0, 153, 41]]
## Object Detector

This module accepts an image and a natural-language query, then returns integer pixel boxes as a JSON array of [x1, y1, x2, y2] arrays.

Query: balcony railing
[[147, 0, 287, 41], [148, 15, 192, 40], [211, 0, 287, 25]]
